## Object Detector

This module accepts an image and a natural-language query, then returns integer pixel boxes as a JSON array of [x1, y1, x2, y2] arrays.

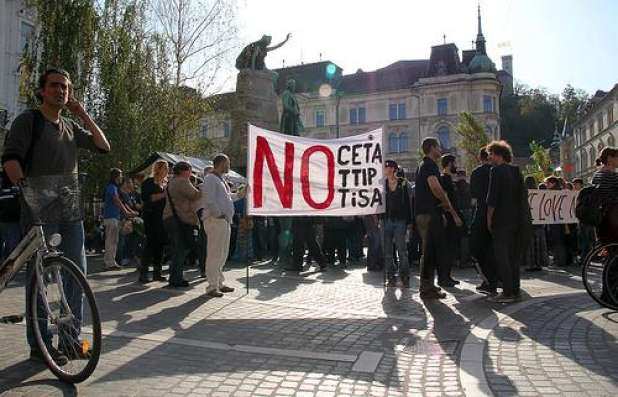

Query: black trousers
[[141, 211, 166, 277], [470, 216, 498, 287], [416, 210, 447, 291], [323, 224, 347, 265], [492, 227, 520, 296], [292, 218, 325, 268]]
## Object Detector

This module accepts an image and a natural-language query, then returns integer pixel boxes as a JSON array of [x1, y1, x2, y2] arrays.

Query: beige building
[[572, 84, 618, 181], [203, 6, 506, 175]]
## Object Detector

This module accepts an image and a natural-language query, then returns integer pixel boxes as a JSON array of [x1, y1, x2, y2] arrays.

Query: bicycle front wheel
[[29, 255, 102, 383], [582, 243, 618, 311]]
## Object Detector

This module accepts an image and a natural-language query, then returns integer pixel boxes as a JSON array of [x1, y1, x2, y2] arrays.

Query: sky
[[234, 0, 618, 96]]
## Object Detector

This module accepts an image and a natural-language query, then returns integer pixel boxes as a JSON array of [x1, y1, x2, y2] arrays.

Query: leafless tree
[[151, 0, 238, 91]]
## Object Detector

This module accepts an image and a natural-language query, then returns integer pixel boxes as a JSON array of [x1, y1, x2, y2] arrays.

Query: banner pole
[[246, 122, 251, 296]]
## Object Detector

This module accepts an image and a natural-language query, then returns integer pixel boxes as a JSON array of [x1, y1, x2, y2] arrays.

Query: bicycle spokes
[[32, 260, 97, 377]]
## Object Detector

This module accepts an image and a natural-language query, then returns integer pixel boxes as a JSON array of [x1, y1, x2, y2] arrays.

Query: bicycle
[[581, 241, 618, 311], [0, 179, 101, 384]]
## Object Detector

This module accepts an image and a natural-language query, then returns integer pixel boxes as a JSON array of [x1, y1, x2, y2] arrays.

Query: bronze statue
[[235, 33, 291, 71], [280, 79, 303, 136]]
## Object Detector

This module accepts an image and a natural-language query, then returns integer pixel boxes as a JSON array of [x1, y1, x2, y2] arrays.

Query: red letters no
[[253, 136, 294, 208], [301, 145, 335, 210]]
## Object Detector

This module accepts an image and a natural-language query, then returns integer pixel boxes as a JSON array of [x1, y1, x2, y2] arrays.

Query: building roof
[[205, 92, 236, 112], [462, 49, 477, 68], [575, 84, 618, 126], [426, 44, 464, 77], [273, 61, 343, 94], [339, 60, 428, 94], [468, 53, 497, 73]]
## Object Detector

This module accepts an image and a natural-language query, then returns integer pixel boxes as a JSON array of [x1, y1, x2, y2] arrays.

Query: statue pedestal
[[226, 69, 280, 172]]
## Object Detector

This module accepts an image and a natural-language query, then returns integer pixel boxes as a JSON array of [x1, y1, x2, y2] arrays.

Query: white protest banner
[[528, 189, 578, 225], [247, 124, 385, 216]]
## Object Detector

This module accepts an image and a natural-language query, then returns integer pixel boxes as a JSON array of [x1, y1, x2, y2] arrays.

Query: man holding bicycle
[[1, 68, 110, 364]]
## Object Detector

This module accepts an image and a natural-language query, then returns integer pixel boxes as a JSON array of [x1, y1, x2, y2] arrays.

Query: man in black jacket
[[486, 140, 532, 303], [470, 147, 498, 295], [415, 138, 462, 299]]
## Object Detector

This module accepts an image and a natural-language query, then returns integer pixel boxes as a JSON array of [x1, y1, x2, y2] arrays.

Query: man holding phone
[[2, 68, 110, 364]]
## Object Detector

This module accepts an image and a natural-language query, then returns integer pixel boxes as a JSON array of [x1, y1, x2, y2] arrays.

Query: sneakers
[[220, 285, 235, 293], [104, 263, 121, 271], [30, 346, 68, 366], [476, 283, 497, 296], [488, 293, 517, 303], [168, 280, 189, 288], [420, 289, 447, 300], [152, 274, 167, 282], [206, 290, 224, 298]]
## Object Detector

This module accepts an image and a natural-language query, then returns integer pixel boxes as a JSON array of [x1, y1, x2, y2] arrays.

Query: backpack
[[0, 109, 46, 223], [575, 186, 604, 226]]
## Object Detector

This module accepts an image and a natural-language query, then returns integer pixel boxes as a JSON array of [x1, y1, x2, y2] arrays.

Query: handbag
[[166, 188, 196, 247]]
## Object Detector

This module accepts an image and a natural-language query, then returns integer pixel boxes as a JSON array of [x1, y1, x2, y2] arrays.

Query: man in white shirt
[[201, 154, 245, 297]]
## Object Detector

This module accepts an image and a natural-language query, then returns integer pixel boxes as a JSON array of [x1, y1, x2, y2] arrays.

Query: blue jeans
[[26, 222, 87, 348], [384, 219, 409, 278]]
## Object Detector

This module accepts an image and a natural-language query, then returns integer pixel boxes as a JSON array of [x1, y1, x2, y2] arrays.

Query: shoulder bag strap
[[166, 188, 182, 223]]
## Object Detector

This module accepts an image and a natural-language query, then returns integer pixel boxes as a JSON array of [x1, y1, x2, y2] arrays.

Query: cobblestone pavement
[[0, 257, 616, 396]]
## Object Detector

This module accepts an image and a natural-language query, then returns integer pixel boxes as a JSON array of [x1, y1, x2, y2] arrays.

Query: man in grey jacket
[[202, 153, 245, 297]]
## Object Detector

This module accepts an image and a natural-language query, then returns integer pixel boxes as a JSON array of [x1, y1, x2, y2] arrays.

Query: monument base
[[226, 69, 280, 172]]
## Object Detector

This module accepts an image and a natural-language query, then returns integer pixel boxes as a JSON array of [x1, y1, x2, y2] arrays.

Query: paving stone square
[[0, 257, 617, 396]]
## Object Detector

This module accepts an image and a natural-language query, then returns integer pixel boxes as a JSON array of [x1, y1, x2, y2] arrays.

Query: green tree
[[21, 0, 97, 105], [557, 84, 588, 132], [455, 112, 490, 174], [525, 140, 553, 183]]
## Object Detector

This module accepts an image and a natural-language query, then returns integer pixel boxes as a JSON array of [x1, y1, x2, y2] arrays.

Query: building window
[[589, 123, 594, 138], [316, 110, 325, 127], [483, 95, 493, 113], [389, 103, 406, 120], [398, 103, 406, 119], [590, 147, 596, 166], [609, 106, 614, 125], [438, 126, 450, 149], [437, 98, 448, 116], [388, 133, 399, 153], [608, 134, 616, 147], [399, 133, 409, 152], [349, 106, 366, 125], [350, 108, 357, 125], [201, 120, 209, 138], [223, 121, 230, 137], [597, 114, 604, 132], [20, 22, 34, 52], [358, 106, 366, 124]]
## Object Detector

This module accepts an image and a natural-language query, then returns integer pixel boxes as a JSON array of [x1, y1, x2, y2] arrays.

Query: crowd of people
[[92, 136, 618, 305], [1, 67, 617, 366]]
